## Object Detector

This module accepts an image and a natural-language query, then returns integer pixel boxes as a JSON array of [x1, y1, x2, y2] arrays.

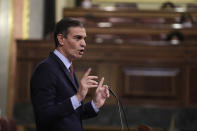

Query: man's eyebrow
[[73, 35, 86, 39]]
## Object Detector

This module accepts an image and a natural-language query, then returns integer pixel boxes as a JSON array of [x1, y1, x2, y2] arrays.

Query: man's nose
[[81, 39, 86, 47]]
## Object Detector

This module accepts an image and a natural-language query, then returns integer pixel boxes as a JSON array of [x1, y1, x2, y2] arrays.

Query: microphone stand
[[108, 86, 130, 131]]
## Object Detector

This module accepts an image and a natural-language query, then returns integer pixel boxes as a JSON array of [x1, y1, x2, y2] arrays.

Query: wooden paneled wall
[[15, 40, 197, 107]]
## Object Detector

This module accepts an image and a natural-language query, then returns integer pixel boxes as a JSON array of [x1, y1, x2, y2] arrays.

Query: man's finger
[[88, 76, 98, 80], [104, 85, 110, 98], [87, 85, 98, 88], [87, 80, 98, 85], [98, 77, 104, 88], [83, 68, 91, 77]]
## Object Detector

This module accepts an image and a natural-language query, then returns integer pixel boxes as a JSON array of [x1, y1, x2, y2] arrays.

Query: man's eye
[[75, 36, 82, 40]]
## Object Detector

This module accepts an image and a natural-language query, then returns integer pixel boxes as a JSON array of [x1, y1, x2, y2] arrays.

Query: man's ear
[[57, 34, 64, 46]]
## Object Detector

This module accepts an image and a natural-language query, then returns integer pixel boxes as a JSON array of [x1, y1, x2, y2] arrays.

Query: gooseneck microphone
[[108, 86, 130, 131]]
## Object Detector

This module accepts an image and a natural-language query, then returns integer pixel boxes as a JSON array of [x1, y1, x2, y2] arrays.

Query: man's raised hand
[[76, 68, 98, 102]]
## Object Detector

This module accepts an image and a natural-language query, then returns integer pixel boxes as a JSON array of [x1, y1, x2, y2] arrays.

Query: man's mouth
[[79, 49, 84, 55]]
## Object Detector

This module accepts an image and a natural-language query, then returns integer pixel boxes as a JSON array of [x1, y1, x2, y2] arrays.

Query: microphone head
[[107, 86, 116, 98]]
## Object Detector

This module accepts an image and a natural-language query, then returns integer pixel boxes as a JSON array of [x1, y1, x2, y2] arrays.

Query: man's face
[[60, 27, 87, 61]]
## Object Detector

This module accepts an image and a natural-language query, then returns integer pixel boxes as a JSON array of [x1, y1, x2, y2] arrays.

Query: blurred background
[[1, 0, 197, 130]]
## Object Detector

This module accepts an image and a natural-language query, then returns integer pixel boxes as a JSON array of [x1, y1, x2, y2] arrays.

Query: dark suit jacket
[[30, 52, 98, 131]]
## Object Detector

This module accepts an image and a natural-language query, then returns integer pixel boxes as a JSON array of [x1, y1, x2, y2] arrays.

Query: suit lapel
[[49, 52, 78, 91], [73, 72, 79, 87], [63, 67, 78, 91]]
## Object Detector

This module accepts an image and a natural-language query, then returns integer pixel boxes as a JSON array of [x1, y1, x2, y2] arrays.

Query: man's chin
[[74, 55, 83, 60]]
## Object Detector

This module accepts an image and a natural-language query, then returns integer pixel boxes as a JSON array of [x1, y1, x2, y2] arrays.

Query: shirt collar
[[53, 49, 72, 70]]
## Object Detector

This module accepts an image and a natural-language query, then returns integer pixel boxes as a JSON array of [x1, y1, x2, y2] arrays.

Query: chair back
[[0, 117, 17, 131]]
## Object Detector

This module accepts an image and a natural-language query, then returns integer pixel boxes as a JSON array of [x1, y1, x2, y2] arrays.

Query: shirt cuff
[[71, 95, 81, 110], [91, 100, 99, 113]]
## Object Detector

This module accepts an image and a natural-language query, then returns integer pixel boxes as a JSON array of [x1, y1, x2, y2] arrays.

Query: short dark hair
[[161, 2, 175, 9], [166, 30, 184, 41], [180, 12, 194, 23], [54, 17, 84, 47]]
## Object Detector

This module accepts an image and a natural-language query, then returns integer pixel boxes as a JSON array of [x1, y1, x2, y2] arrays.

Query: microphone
[[108, 86, 118, 99], [108, 86, 130, 131]]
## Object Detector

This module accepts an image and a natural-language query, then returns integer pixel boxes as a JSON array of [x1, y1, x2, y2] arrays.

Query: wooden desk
[[63, 8, 197, 42], [85, 27, 197, 43], [63, 8, 197, 19], [63, 8, 197, 25]]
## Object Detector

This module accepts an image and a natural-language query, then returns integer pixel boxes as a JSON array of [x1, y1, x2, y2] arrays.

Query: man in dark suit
[[30, 17, 109, 131]]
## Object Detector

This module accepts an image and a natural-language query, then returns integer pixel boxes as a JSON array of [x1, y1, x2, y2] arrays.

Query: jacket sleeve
[[78, 101, 98, 120], [30, 63, 75, 126]]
